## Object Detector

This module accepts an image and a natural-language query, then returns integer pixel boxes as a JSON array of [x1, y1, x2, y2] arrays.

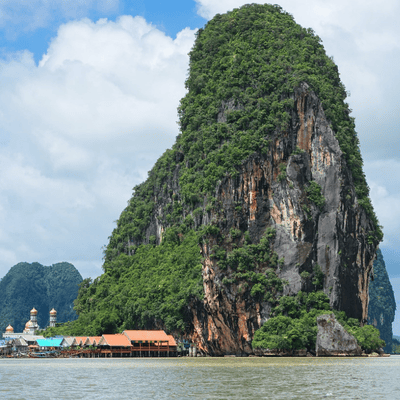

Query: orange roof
[[85, 336, 102, 346], [123, 330, 174, 344], [167, 335, 177, 346], [99, 334, 132, 347], [74, 337, 88, 346]]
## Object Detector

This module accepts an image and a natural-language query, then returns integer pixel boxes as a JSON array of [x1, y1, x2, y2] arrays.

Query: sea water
[[1, 356, 399, 399]]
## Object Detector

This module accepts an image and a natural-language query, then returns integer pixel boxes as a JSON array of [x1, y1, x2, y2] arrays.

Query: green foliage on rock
[[253, 291, 332, 350], [177, 3, 381, 240], [392, 337, 400, 354], [312, 264, 324, 290], [0, 262, 82, 333], [306, 181, 325, 210], [346, 324, 385, 352], [253, 291, 385, 352], [213, 227, 285, 303], [44, 227, 203, 336], [368, 249, 396, 352]]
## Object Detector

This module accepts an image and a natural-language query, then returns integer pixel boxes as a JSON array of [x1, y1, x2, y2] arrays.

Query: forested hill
[[0, 262, 82, 333], [368, 249, 396, 353], [48, 4, 381, 355]]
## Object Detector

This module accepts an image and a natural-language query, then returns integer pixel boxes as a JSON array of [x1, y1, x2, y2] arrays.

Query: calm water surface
[[1, 356, 399, 399]]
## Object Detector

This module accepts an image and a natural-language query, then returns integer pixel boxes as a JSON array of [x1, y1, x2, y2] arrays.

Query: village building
[[84, 336, 102, 347], [123, 330, 177, 357], [0, 339, 12, 356], [60, 337, 74, 348], [10, 338, 29, 354], [36, 338, 63, 351], [2, 324, 180, 358], [98, 334, 132, 357], [72, 336, 89, 347]]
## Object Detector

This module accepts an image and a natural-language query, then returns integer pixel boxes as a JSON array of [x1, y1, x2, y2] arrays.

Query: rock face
[[180, 84, 377, 355], [368, 249, 396, 353], [316, 313, 362, 356]]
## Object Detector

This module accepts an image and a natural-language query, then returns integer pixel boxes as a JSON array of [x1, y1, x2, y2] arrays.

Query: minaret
[[49, 308, 57, 327], [29, 307, 39, 333], [30, 307, 38, 324]]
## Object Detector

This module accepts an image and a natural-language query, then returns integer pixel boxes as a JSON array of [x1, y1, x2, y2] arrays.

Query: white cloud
[[365, 159, 400, 249], [0, 16, 196, 279], [0, 17, 194, 149]]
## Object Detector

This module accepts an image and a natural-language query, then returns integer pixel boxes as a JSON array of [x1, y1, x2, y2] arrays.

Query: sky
[[0, 0, 399, 333]]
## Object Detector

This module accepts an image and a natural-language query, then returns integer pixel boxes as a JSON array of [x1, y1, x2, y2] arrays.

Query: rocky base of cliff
[[316, 313, 362, 356]]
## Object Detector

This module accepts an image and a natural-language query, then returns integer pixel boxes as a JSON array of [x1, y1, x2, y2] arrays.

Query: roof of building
[[49, 308, 57, 315], [36, 338, 63, 347], [167, 335, 177, 346], [123, 330, 171, 343], [12, 338, 28, 347], [85, 336, 102, 346], [30, 308, 37, 315], [61, 337, 74, 346], [5, 325, 13, 332], [19, 335, 44, 342], [73, 337, 88, 346], [99, 334, 132, 347]]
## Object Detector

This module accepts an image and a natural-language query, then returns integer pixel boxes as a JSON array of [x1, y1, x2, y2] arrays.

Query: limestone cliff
[[73, 4, 381, 355], [144, 83, 377, 355]]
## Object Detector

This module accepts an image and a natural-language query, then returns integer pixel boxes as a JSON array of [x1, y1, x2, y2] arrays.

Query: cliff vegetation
[[253, 291, 385, 353]]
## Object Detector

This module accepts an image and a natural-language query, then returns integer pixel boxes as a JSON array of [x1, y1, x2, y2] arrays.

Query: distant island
[[368, 249, 397, 353], [0, 261, 82, 332]]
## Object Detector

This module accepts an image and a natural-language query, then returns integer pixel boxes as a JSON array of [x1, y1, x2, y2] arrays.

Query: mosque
[[3, 307, 57, 339]]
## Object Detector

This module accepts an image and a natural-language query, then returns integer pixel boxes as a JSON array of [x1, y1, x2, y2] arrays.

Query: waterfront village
[[0, 308, 197, 358]]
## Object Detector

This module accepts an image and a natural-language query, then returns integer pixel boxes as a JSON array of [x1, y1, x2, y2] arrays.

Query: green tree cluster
[[253, 291, 385, 352], [44, 226, 203, 336], [306, 181, 325, 210]]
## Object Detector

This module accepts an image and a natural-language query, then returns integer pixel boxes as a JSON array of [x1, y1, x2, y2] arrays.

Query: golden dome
[[30, 307, 38, 315], [49, 308, 57, 315], [5, 324, 13, 332], [25, 320, 34, 328]]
